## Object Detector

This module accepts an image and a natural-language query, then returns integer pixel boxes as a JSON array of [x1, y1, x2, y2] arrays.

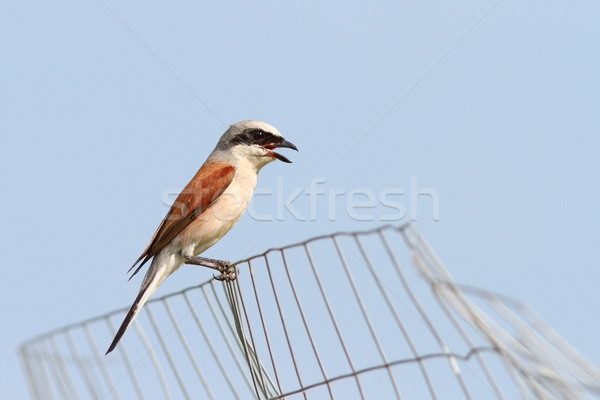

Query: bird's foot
[[184, 256, 237, 281], [213, 262, 237, 281]]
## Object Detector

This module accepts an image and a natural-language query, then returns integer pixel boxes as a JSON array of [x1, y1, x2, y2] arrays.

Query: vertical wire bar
[[494, 351, 537, 400], [404, 228, 499, 399], [428, 284, 533, 399], [354, 233, 442, 398], [380, 228, 443, 398], [37, 345, 59, 400], [82, 324, 121, 400], [483, 295, 568, 398], [162, 298, 217, 400], [229, 276, 281, 398], [515, 297, 600, 381], [267, 252, 334, 399], [63, 329, 101, 400], [182, 291, 243, 400], [104, 318, 146, 399], [432, 293, 505, 399], [428, 281, 477, 395], [225, 279, 266, 399], [495, 355, 534, 400], [373, 229, 441, 397], [488, 296, 554, 354], [247, 259, 285, 393], [280, 249, 341, 397], [230, 276, 282, 399], [19, 347, 46, 400], [49, 334, 81, 399], [303, 242, 367, 400], [35, 342, 60, 400], [352, 230, 452, 399], [131, 322, 173, 400], [18, 348, 41, 400], [85, 343, 106, 398], [216, 279, 278, 399], [330, 237, 403, 399], [145, 305, 191, 400], [41, 338, 70, 400], [199, 284, 257, 395]]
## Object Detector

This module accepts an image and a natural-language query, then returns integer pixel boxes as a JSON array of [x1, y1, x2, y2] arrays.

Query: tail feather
[[106, 292, 146, 354], [106, 265, 166, 355]]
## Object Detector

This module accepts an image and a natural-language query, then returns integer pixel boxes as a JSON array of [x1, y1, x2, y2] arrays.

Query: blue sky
[[2, 1, 599, 398]]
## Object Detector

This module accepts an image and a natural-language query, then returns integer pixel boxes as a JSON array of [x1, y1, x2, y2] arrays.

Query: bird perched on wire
[[106, 120, 297, 355]]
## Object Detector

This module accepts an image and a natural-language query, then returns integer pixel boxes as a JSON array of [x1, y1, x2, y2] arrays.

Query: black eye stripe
[[232, 128, 283, 146]]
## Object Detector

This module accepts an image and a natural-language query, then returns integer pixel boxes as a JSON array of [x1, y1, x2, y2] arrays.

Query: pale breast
[[178, 167, 258, 256]]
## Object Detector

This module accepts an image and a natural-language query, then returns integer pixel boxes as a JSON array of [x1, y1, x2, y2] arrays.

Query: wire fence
[[20, 224, 600, 399]]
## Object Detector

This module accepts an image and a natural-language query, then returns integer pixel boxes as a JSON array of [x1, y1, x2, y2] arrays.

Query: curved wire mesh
[[20, 224, 600, 399]]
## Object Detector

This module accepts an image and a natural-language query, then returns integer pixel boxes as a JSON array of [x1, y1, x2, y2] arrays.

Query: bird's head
[[213, 120, 298, 169]]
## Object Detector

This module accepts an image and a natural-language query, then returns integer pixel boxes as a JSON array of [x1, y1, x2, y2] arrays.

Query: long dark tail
[[105, 290, 146, 354], [106, 271, 163, 354]]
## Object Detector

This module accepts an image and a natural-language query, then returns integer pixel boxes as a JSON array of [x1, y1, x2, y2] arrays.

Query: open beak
[[265, 139, 298, 163]]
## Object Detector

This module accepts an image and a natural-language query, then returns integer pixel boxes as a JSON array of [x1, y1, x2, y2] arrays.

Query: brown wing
[[127, 162, 236, 279]]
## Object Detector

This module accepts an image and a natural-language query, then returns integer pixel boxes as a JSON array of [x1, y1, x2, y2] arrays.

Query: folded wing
[[127, 162, 236, 279]]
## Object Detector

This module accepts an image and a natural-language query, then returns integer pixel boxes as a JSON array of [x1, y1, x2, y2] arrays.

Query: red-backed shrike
[[106, 120, 297, 354]]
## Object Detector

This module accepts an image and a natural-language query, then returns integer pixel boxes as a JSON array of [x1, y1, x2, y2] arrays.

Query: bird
[[105, 120, 297, 355]]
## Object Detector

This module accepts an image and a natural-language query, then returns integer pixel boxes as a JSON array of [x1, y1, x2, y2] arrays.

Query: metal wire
[[19, 224, 600, 399]]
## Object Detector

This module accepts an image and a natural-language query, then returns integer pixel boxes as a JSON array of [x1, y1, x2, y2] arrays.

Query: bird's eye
[[251, 129, 265, 140]]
